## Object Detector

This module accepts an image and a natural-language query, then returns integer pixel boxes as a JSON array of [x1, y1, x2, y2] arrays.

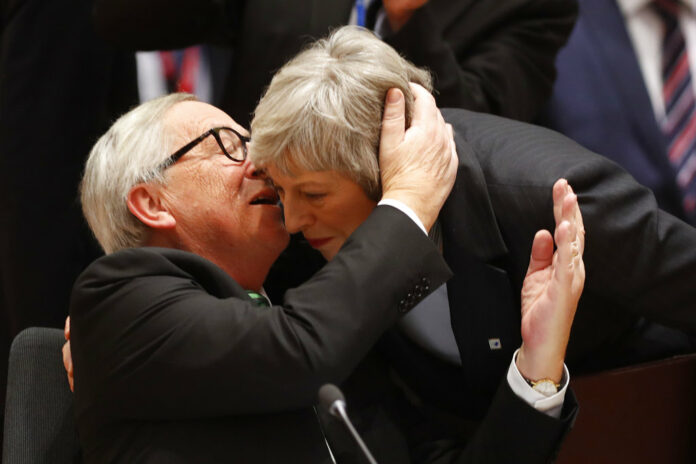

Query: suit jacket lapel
[[440, 127, 519, 409]]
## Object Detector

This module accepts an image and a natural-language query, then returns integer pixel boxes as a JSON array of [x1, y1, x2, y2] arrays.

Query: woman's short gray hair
[[81, 93, 196, 253], [251, 26, 432, 200]]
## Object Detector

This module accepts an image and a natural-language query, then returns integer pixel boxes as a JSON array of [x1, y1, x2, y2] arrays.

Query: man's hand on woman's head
[[62, 316, 74, 392], [379, 83, 458, 232], [517, 179, 586, 383]]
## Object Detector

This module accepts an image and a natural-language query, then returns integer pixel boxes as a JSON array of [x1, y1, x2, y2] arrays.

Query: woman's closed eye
[[303, 192, 326, 200]]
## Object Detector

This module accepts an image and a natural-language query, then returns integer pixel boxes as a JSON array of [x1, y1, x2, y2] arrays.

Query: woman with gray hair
[[252, 26, 586, 462], [252, 27, 432, 204]]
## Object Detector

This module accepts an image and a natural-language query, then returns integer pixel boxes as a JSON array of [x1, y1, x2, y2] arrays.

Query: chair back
[[2, 327, 80, 463], [557, 353, 696, 463]]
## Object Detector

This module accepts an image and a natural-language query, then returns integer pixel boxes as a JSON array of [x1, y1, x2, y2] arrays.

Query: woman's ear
[[127, 183, 176, 229]]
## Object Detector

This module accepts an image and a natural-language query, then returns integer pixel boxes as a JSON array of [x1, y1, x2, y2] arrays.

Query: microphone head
[[318, 383, 345, 415]]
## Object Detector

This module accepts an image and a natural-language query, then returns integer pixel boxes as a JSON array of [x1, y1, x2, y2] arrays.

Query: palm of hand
[[515, 179, 585, 381], [520, 260, 557, 350]]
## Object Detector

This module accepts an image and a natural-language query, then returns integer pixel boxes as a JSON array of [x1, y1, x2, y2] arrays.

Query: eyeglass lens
[[216, 128, 245, 161]]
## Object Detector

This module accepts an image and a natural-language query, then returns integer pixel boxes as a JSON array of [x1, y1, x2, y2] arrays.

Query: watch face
[[532, 380, 558, 397]]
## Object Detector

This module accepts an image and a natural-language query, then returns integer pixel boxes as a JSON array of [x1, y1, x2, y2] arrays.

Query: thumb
[[380, 88, 406, 154], [527, 229, 554, 275]]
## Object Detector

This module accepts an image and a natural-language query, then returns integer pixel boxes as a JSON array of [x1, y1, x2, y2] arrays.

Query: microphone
[[318, 384, 378, 464]]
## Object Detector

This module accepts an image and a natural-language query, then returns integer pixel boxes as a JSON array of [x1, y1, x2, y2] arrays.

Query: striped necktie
[[654, 0, 696, 223], [246, 291, 271, 308]]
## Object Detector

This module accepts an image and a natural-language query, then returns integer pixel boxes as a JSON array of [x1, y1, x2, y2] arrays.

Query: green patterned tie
[[246, 291, 271, 308]]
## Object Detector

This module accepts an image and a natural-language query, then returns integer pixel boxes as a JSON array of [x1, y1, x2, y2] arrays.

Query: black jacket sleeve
[[447, 108, 696, 360], [413, 382, 578, 463], [70, 205, 452, 420]]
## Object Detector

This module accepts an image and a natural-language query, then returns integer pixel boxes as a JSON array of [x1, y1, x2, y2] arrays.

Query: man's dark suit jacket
[[385, 108, 696, 420], [91, 0, 577, 126], [538, 0, 691, 224], [70, 206, 577, 463]]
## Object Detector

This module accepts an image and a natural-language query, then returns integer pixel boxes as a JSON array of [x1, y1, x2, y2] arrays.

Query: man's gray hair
[[251, 26, 432, 200], [81, 93, 196, 253]]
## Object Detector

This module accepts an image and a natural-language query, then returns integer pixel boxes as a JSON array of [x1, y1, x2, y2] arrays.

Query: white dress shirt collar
[[618, 0, 696, 17]]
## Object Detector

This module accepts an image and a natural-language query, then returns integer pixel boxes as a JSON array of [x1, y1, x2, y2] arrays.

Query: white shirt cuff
[[378, 199, 427, 235], [507, 348, 569, 419]]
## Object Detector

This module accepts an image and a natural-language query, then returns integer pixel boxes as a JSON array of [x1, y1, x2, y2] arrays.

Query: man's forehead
[[166, 101, 247, 138]]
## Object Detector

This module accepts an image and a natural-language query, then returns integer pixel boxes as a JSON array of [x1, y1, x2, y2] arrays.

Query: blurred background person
[[540, 0, 696, 226], [92, 0, 578, 126], [0, 0, 138, 426]]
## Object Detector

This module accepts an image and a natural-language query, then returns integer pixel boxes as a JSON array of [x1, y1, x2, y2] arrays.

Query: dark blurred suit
[[539, 0, 691, 223]]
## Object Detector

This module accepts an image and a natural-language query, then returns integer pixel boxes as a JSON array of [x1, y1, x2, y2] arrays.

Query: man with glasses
[[163, 126, 250, 168], [67, 89, 581, 463]]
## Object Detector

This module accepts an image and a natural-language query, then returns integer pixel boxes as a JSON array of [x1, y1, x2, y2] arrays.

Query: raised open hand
[[517, 179, 585, 383]]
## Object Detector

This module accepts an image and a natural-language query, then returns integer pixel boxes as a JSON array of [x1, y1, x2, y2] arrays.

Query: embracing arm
[[412, 382, 577, 464], [384, 0, 578, 121], [70, 210, 451, 420]]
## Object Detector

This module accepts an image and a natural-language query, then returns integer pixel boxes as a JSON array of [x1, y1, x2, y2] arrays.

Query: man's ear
[[127, 183, 176, 230]]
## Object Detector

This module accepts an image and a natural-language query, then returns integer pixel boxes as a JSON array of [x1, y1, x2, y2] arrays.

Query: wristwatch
[[525, 378, 561, 397]]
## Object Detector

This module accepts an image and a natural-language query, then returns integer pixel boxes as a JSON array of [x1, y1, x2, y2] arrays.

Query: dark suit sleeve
[[412, 382, 578, 464], [519, 131, 696, 334], [70, 205, 452, 420], [386, 0, 578, 121], [563, 151, 696, 334]]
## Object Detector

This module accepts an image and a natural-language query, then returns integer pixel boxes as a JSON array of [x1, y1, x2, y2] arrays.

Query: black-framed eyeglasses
[[160, 126, 250, 170]]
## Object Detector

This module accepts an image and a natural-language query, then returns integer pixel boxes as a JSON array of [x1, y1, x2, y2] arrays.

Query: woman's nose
[[244, 159, 266, 179], [281, 196, 314, 234]]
